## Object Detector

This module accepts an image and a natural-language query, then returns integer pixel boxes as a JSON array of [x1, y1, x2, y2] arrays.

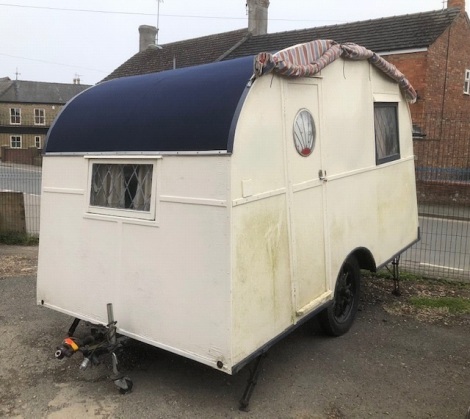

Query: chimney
[[139, 25, 157, 52], [447, 0, 465, 10], [247, 0, 270, 36]]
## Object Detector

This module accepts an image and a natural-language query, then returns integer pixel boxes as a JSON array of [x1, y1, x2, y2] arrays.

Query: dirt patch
[[0, 244, 38, 278], [361, 273, 470, 327]]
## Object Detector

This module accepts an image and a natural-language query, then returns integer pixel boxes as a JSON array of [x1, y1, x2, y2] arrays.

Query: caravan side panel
[[37, 155, 233, 371], [230, 75, 293, 365], [320, 59, 419, 280]]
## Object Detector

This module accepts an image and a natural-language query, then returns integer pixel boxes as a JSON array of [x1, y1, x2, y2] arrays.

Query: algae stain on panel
[[234, 201, 291, 332], [233, 201, 292, 360], [236, 205, 287, 287]]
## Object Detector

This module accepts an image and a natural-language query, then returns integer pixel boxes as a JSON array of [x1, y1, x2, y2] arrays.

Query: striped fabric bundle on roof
[[340, 43, 374, 60], [253, 40, 417, 103], [274, 40, 342, 77]]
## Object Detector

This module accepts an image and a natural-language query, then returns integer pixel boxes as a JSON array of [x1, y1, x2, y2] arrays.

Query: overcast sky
[[0, 0, 459, 85]]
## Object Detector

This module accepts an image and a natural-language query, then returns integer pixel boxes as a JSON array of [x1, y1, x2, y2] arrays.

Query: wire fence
[[0, 155, 41, 239], [401, 112, 470, 281], [0, 113, 469, 281]]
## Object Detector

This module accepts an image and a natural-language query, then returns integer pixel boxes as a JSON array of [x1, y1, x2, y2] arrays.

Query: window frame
[[464, 69, 470, 95], [10, 108, 21, 125], [10, 135, 22, 148], [34, 108, 46, 125], [374, 102, 400, 165], [86, 157, 160, 221], [35, 136, 42, 148]]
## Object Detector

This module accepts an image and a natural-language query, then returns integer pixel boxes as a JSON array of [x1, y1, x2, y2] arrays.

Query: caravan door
[[284, 79, 330, 317]]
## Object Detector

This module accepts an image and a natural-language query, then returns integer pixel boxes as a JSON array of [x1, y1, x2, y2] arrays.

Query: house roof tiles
[[103, 29, 250, 82], [104, 8, 461, 82], [226, 8, 461, 58], [0, 78, 91, 104]]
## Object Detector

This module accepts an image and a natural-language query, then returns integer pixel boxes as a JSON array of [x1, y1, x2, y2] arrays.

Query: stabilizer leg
[[67, 318, 81, 337], [107, 303, 133, 394], [239, 353, 266, 411], [391, 256, 401, 296]]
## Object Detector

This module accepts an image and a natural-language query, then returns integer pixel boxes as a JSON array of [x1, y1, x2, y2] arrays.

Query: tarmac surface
[[0, 245, 469, 418]]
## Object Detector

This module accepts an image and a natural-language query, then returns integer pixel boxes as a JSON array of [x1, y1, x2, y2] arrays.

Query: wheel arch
[[347, 247, 376, 272]]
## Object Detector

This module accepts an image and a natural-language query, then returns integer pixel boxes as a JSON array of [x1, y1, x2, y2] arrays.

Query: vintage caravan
[[37, 40, 419, 396]]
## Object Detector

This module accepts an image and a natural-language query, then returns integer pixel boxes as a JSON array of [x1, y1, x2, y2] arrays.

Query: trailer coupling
[[54, 303, 133, 394]]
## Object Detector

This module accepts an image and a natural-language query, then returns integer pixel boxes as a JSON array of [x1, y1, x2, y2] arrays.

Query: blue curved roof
[[45, 56, 254, 154]]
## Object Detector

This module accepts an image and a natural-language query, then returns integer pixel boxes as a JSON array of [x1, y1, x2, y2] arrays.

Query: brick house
[[105, 1, 469, 123], [0, 77, 90, 164], [104, 0, 470, 202]]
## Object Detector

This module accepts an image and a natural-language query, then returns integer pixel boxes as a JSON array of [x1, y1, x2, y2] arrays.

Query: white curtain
[[374, 106, 398, 161], [132, 165, 152, 211]]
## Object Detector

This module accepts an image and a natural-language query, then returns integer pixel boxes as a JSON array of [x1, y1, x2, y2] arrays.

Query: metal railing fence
[[401, 112, 470, 281]]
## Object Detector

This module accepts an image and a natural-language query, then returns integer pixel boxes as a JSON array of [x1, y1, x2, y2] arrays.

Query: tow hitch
[[55, 303, 133, 394]]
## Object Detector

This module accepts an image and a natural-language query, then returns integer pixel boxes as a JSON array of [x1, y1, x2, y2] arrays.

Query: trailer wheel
[[319, 256, 360, 336]]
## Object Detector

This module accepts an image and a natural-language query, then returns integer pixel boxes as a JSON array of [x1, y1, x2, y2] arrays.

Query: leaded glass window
[[90, 164, 153, 212]]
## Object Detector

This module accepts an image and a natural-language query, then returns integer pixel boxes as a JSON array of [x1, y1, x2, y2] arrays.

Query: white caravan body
[[37, 41, 419, 374]]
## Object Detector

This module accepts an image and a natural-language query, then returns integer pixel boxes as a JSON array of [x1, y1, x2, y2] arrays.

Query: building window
[[35, 136, 42, 148], [10, 108, 21, 124], [464, 69, 470, 95], [10, 135, 22, 148], [90, 163, 153, 212], [34, 108, 46, 125], [374, 103, 400, 165]]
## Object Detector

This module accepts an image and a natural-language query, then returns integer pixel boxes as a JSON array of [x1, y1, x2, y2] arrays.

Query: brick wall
[[384, 12, 470, 120], [384, 12, 470, 206], [1, 146, 42, 166], [429, 13, 470, 116], [0, 133, 46, 154], [0, 101, 61, 158], [0, 102, 61, 126], [383, 51, 428, 118], [416, 180, 470, 206]]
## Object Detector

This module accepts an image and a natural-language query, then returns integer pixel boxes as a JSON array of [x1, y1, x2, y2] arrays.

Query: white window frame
[[10, 108, 21, 125], [85, 157, 160, 221], [464, 69, 470, 95], [35, 136, 42, 148], [10, 135, 22, 148], [34, 108, 46, 125]]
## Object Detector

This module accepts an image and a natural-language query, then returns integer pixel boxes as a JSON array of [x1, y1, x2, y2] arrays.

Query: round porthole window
[[293, 109, 316, 157]]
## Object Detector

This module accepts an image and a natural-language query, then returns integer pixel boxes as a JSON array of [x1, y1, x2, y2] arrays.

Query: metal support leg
[[107, 303, 133, 394], [391, 256, 401, 296], [67, 318, 81, 337], [239, 353, 266, 411]]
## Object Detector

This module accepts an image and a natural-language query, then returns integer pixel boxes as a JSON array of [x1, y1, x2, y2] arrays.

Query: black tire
[[319, 256, 361, 337]]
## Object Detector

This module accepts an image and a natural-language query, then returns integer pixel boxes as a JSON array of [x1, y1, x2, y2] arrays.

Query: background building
[[0, 77, 90, 165]]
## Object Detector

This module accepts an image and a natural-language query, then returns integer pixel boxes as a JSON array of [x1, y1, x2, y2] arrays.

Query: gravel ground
[[0, 244, 469, 418]]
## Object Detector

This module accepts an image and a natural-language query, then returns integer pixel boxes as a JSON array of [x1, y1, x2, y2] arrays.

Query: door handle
[[318, 170, 327, 182]]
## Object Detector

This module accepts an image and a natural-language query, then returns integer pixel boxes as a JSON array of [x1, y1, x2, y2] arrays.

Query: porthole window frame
[[293, 108, 316, 157]]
